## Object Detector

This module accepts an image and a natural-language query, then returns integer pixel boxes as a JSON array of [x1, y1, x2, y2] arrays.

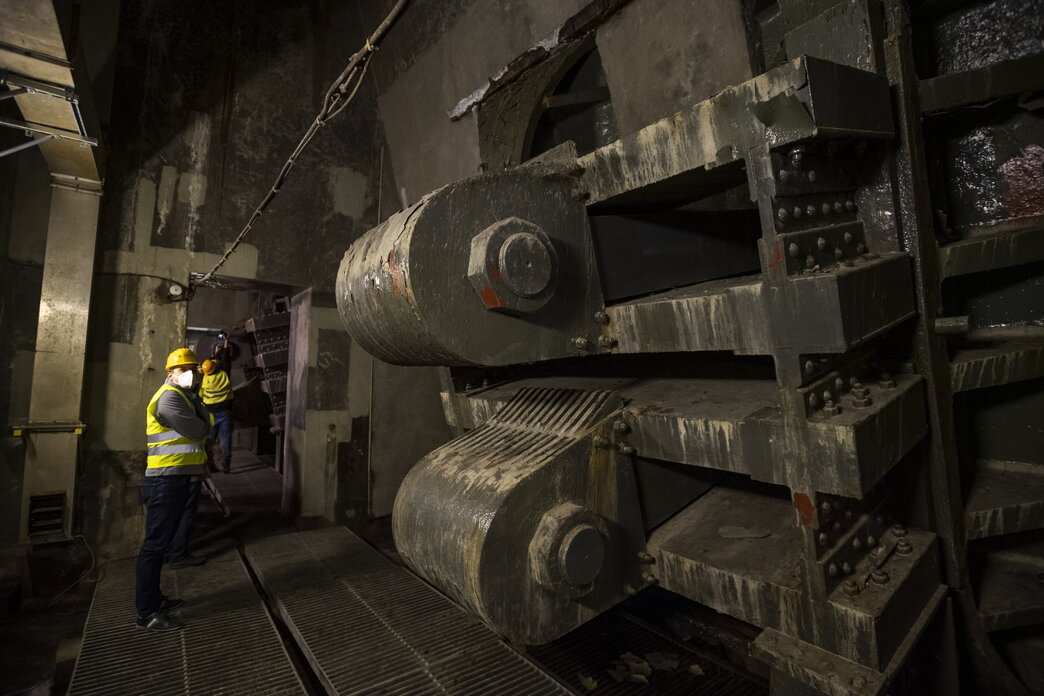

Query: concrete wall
[[186, 287, 258, 335], [282, 291, 356, 521], [359, 0, 590, 200], [596, 0, 754, 136], [363, 0, 754, 197], [81, 0, 388, 559]]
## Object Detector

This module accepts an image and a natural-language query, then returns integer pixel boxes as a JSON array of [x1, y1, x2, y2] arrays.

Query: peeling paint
[[182, 112, 210, 250], [793, 492, 815, 526], [479, 284, 507, 308], [328, 165, 370, 219], [155, 166, 178, 238], [132, 177, 157, 253]]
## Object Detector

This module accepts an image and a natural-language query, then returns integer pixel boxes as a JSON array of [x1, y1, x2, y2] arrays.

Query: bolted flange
[[529, 503, 608, 598], [467, 217, 559, 315]]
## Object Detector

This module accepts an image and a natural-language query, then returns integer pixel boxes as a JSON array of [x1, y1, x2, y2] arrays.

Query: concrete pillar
[[282, 290, 355, 523], [19, 174, 103, 542]]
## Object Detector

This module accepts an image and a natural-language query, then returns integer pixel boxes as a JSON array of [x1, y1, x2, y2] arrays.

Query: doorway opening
[[184, 279, 299, 527]]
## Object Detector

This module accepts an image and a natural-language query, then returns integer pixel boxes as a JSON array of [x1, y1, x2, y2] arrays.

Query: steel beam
[[578, 55, 893, 210], [444, 373, 926, 498]]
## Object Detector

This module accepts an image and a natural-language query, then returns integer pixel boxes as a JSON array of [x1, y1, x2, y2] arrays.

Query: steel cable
[[192, 0, 410, 291]]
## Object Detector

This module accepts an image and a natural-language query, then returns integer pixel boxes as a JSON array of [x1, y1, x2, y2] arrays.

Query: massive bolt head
[[529, 503, 608, 598], [558, 524, 606, 586], [468, 217, 558, 314]]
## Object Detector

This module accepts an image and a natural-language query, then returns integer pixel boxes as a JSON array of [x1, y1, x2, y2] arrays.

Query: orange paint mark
[[768, 240, 783, 270], [479, 285, 507, 308], [488, 263, 501, 283], [793, 492, 815, 526], [387, 249, 404, 297]]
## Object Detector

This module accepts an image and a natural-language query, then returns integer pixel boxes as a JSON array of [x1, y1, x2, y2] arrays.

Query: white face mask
[[176, 370, 197, 389]]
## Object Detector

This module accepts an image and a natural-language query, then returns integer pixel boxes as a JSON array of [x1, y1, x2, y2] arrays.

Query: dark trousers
[[135, 477, 191, 616], [165, 480, 202, 562], [210, 407, 233, 464]]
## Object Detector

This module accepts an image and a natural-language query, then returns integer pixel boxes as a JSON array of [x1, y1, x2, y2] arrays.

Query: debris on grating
[[688, 662, 705, 676], [577, 672, 598, 691], [644, 651, 680, 671], [607, 652, 653, 683], [622, 652, 652, 675]]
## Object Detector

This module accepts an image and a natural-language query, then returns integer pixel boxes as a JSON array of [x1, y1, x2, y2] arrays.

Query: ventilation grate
[[27, 492, 66, 537]]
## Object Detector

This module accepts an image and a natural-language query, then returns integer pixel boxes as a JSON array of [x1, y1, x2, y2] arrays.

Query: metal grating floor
[[207, 450, 286, 515], [67, 551, 305, 696], [244, 528, 574, 696]]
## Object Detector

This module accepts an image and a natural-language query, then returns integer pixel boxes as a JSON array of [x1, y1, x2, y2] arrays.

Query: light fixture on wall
[[164, 279, 192, 302]]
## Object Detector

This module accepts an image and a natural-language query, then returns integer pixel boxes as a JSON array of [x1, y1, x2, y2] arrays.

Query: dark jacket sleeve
[[214, 346, 232, 373], [155, 389, 211, 440]]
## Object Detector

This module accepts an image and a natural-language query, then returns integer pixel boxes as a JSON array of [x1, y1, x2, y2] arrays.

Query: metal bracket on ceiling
[[0, 40, 72, 69], [0, 70, 97, 146], [0, 114, 97, 146], [0, 70, 76, 101]]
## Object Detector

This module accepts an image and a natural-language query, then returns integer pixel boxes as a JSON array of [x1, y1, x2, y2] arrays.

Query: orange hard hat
[[200, 359, 217, 375]]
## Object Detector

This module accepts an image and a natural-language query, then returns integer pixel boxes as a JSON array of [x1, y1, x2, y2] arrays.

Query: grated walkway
[[67, 551, 304, 695], [244, 528, 574, 696]]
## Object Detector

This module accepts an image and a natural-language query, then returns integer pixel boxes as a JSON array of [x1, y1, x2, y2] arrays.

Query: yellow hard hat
[[200, 359, 217, 375], [164, 348, 199, 371]]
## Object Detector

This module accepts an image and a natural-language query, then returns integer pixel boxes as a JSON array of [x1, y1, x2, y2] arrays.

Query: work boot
[[221, 460, 231, 474], [160, 596, 183, 612], [136, 610, 183, 631], [169, 554, 206, 568]]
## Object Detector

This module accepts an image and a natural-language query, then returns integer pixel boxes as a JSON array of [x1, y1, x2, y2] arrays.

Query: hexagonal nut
[[468, 217, 559, 314], [528, 503, 608, 598]]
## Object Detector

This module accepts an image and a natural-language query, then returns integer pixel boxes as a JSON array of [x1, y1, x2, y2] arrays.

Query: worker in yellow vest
[[135, 347, 212, 631], [201, 337, 234, 473]]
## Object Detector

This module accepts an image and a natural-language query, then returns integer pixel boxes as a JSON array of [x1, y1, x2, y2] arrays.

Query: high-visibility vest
[[145, 384, 211, 472], [201, 371, 233, 405]]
